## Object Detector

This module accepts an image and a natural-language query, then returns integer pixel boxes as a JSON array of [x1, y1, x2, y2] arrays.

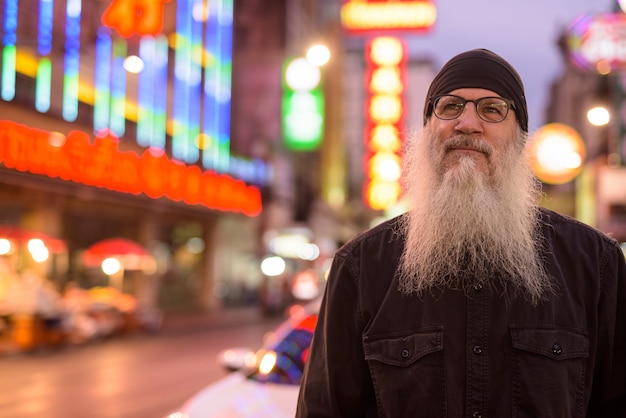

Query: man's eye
[[444, 102, 463, 110], [482, 103, 505, 115], [483, 105, 499, 113]]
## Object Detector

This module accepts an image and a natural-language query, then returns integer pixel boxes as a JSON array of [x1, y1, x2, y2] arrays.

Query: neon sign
[[364, 37, 405, 211], [101, 0, 171, 38], [341, 0, 436, 33], [567, 13, 626, 74], [2, 0, 241, 181], [282, 57, 325, 152], [0, 120, 262, 217]]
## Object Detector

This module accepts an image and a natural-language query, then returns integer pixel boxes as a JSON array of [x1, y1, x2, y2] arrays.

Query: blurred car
[[166, 299, 320, 418]]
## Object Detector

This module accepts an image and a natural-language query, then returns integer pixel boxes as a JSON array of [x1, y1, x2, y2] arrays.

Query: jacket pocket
[[364, 329, 443, 366], [363, 328, 445, 417], [510, 326, 589, 418]]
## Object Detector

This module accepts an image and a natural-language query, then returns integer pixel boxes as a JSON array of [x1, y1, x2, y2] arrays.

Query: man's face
[[427, 88, 520, 181], [398, 88, 550, 303]]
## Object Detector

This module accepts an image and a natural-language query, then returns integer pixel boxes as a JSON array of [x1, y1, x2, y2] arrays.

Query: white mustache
[[443, 136, 493, 158]]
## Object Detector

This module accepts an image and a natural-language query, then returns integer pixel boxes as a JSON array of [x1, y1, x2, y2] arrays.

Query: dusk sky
[[404, 0, 615, 132]]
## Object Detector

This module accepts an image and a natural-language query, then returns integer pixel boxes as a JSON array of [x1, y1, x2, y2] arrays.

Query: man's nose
[[455, 102, 483, 133]]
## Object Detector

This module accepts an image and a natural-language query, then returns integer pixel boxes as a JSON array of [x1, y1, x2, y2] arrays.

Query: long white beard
[[397, 126, 553, 304]]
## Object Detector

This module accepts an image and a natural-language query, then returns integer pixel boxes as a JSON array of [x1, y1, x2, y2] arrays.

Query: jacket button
[[472, 411, 482, 418], [472, 345, 482, 354], [552, 344, 562, 355], [401, 349, 410, 359]]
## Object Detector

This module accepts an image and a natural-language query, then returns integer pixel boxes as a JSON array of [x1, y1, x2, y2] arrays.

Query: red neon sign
[[0, 121, 262, 217], [101, 0, 170, 38]]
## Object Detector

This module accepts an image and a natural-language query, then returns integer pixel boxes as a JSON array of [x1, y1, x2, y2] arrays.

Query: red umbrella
[[0, 226, 67, 253], [82, 238, 155, 270]]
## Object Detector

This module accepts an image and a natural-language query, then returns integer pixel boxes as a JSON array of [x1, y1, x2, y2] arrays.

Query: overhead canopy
[[0, 226, 67, 253], [82, 238, 155, 271]]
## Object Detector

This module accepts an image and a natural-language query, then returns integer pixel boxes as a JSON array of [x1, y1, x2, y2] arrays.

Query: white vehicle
[[167, 301, 319, 418]]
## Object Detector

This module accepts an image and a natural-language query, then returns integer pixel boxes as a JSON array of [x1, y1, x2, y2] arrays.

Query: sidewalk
[[0, 305, 281, 356]]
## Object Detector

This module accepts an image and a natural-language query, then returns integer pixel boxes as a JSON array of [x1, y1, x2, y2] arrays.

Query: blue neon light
[[172, 0, 191, 161], [38, 0, 54, 56], [172, 0, 200, 163], [94, 28, 112, 134], [137, 36, 156, 147], [152, 35, 168, 149], [62, 0, 81, 122], [35, 0, 54, 112], [202, 0, 233, 173]]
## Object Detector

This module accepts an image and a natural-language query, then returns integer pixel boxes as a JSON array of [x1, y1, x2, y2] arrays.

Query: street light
[[587, 106, 610, 127], [306, 44, 331, 67], [285, 57, 321, 92], [529, 123, 586, 184]]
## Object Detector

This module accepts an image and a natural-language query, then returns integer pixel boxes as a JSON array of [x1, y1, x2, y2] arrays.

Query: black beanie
[[423, 48, 528, 132]]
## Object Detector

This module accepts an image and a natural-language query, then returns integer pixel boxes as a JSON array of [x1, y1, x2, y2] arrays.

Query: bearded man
[[296, 49, 626, 418]]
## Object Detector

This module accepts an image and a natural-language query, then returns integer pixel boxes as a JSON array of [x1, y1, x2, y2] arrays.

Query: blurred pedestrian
[[296, 49, 626, 417]]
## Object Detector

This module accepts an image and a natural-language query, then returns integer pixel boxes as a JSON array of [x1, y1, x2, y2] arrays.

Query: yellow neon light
[[370, 37, 404, 65], [369, 94, 402, 124], [370, 67, 403, 95], [341, 2, 436, 31], [367, 180, 401, 211], [15, 50, 38, 78], [370, 125, 401, 152]]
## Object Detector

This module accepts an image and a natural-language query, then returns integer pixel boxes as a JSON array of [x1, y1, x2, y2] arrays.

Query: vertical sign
[[202, 0, 234, 173], [340, 0, 436, 211], [136, 34, 168, 149], [94, 28, 112, 135], [36, 0, 54, 112], [364, 37, 405, 210], [63, 0, 81, 122]]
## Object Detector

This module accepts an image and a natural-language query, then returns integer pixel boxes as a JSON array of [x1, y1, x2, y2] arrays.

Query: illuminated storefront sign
[[341, 0, 436, 33], [0, 121, 262, 217], [102, 0, 171, 38], [1, 0, 240, 178], [567, 13, 626, 74], [364, 37, 405, 210]]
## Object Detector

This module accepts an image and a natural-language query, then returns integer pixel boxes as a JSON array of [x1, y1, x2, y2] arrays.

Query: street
[[0, 308, 285, 418]]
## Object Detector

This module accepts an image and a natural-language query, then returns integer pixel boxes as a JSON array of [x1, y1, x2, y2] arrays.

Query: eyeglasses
[[430, 94, 515, 123]]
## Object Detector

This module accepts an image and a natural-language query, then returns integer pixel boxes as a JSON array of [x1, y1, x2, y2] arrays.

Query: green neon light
[[62, 73, 79, 121], [282, 89, 324, 151], [1, 46, 16, 100], [35, 58, 52, 112]]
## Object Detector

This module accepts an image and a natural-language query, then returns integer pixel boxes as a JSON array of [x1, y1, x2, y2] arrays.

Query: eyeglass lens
[[433, 95, 510, 122]]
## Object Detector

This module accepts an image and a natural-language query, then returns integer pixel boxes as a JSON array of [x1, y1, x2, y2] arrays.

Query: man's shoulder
[[539, 207, 619, 247], [336, 214, 405, 257]]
